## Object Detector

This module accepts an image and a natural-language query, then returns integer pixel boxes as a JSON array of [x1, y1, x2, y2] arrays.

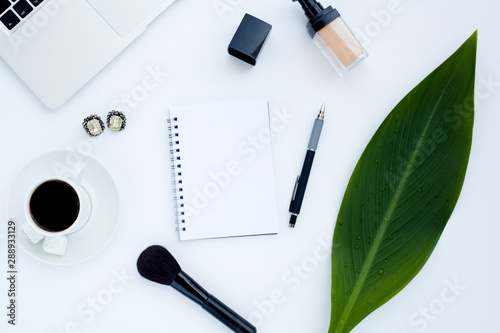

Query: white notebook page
[[169, 100, 279, 241]]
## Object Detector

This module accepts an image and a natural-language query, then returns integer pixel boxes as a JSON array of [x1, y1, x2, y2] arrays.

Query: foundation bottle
[[293, 0, 368, 75]]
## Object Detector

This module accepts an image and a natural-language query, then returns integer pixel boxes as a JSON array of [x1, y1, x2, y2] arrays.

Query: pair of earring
[[83, 111, 127, 137]]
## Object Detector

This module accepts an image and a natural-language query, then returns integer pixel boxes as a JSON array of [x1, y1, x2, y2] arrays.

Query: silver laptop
[[0, 0, 175, 108]]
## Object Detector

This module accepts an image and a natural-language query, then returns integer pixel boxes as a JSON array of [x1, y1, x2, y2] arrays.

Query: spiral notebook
[[168, 100, 279, 241]]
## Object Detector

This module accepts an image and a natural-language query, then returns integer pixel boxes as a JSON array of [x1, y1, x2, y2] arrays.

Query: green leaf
[[329, 31, 477, 333]]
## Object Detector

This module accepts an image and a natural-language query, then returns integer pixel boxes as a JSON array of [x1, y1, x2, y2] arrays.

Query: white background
[[1, 0, 499, 332]]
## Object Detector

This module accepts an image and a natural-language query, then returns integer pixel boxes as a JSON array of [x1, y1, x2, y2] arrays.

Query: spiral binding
[[168, 117, 186, 233]]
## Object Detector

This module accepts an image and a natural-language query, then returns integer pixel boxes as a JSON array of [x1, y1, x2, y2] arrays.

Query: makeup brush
[[137, 245, 257, 333]]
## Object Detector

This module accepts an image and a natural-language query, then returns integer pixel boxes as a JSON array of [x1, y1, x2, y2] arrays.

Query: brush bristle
[[137, 245, 182, 286]]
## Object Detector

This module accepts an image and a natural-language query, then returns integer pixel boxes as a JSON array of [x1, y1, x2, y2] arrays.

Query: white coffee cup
[[22, 177, 92, 255]]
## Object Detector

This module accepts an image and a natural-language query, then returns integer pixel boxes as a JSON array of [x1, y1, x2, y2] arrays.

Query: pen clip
[[289, 175, 300, 210]]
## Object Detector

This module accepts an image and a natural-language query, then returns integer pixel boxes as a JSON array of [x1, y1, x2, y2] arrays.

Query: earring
[[107, 111, 126, 131], [83, 115, 105, 137]]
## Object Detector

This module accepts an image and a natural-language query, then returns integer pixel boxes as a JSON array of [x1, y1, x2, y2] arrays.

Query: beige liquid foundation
[[293, 0, 367, 75]]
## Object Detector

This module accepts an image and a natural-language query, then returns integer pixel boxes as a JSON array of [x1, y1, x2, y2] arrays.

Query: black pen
[[289, 104, 325, 228]]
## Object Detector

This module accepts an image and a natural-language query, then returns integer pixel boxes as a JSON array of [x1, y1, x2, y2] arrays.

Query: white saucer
[[7, 151, 120, 265]]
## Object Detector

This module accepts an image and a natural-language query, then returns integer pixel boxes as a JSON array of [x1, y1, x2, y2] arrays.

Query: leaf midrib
[[333, 87, 448, 333]]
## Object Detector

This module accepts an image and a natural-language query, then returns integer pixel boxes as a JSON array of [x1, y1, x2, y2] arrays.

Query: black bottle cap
[[292, 0, 324, 20], [306, 6, 340, 38], [228, 14, 272, 66]]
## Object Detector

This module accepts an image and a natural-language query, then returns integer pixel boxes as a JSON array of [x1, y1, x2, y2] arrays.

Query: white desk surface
[[1, 0, 499, 332]]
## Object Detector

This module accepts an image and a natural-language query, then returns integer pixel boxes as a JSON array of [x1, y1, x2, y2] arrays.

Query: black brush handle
[[172, 272, 256, 333], [203, 295, 257, 333]]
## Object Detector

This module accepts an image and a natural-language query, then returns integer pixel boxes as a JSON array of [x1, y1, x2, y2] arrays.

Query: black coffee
[[29, 180, 80, 232]]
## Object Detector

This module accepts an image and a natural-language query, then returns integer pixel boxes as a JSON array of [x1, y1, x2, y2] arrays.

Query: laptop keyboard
[[0, 0, 44, 31]]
